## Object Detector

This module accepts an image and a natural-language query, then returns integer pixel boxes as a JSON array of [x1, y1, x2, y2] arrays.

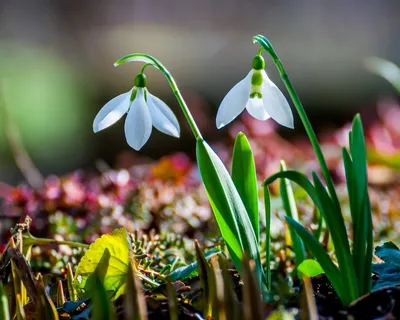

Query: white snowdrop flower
[[216, 55, 294, 129], [93, 73, 180, 150]]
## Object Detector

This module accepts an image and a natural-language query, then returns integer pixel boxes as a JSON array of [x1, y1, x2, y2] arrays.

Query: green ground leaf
[[298, 259, 325, 278], [375, 242, 400, 268], [74, 228, 130, 301], [232, 132, 259, 241]]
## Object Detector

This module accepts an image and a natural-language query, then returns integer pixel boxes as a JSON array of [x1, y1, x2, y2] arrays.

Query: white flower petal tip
[[215, 71, 252, 129], [124, 88, 152, 151], [147, 93, 180, 138], [261, 71, 294, 129], [93, 92, 130, 133]]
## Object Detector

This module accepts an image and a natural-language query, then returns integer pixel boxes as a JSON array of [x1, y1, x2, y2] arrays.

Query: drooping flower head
[[216, 55, 294, 129], [93, 73, 180, 150]]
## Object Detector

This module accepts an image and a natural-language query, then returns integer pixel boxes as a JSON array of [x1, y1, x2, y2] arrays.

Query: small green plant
[[255, 35, 373, 305]]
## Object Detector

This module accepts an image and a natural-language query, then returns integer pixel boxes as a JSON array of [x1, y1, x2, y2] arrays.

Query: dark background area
[[0, 0, 399, 184]]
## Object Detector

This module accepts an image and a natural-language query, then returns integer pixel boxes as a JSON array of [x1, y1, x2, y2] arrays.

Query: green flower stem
[[23, 234, 89, 249], [115, 54, 203, 141], [253, 35, 341, 213]]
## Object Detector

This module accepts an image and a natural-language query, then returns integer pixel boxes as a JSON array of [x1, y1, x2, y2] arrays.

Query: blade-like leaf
[[279, 161, 306, 270], [312, 173, 358, 301], [114, 53, 160, 69], [196, 140, 262, 280], [0, 283, 10, 320], [263, 185, 272, 291], [232, 132, 259, 242], [264, 170, 321, 209], [195, 241, 214, 317], [349, 115, 373, 295], [285, 217, 349, 304], [124, 255, 147, 320]]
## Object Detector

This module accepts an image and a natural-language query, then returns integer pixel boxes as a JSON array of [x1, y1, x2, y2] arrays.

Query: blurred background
[[0, 0, 399, 184]]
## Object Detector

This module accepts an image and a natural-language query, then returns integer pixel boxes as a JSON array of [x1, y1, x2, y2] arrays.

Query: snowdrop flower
[[216, 55, 294, 129], [93, 73, 180, 150]]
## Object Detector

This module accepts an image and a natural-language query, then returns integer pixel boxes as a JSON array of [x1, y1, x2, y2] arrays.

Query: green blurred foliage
[[0, 44, 93, 181]]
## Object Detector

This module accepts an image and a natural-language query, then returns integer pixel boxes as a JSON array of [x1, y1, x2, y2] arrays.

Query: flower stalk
[[253, 35, 341, 212], [114, 54, 203, 141]]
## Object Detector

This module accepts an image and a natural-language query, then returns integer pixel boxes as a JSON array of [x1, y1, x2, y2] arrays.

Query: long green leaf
[[285, 217, 349, 304], [312, 173, 358, 301], [0, 283, 10, 320], [349, 115, 373, 295], [264, 171, 321, 209], [279, 161, 306, 270], [196, 139, 262, 281], [263, 185, 272, 291], [232, 132, 259, 242]]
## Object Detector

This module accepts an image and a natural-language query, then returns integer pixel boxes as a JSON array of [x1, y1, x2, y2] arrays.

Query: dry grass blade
[[195, 240, 214, 318], [166, 277, 178, 320], [7, 245, 38, 307], [218, 255, 238, 320], [56, 280, 65, 307], [36, 278, 59, 320], [124, 254, 147, 320], [210, 257, 226, 320], [299, 276, 318, 320], [242, 254, 263, 320], [16, 294, 26, 320], [66, 263, 77, 301]]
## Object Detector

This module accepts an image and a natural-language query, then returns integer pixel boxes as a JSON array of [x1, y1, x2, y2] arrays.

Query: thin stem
[[263, 184, 271, 291], [115, 54, 203, 141], [253, 35, 341, 213], [23, 235, 89, 249]]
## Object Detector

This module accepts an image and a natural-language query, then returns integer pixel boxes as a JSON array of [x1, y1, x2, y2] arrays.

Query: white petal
[[216, 70, 252, 129], [147, 92, 180, 137], [93, 91, 131, 132], [124, 88, 152, 150], [261, 71, 294, 129], [246, 97, 270, 120]]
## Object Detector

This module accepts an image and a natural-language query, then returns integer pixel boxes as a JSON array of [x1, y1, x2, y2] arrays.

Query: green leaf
[[196, 139, 262, 282], [169, 248, 220, 282], [364, 57, 400, 93], [285, 217, 349, 304], [0, 283, 10, 320], [74, 228, 130, 301], [263, 185, 272, 291], [312, 173, 358, 301], [372, 263, 400, 290], [264, 170, 321, 209], [298, 259, 325, 278], [375, 242, 400, 268], [114, 53, 160, 69], [232, 132, 259, 242], [124, 255, 147, 320], [91, 273, 116, 320], [279, 161, 306, 269]]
